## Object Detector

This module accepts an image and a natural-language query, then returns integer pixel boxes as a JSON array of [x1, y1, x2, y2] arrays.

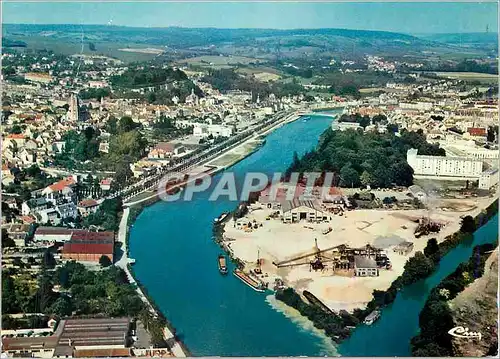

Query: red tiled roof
[[467, 127, 487, 136], [48, 176, 76, 192], [100, 178, 112, 185], [78, 199, 99, 208], [21, 215, 36, 224], [6, 134, 25, 139], [74, 348, 131, 358], [63, 242, 114, 255], [153, 142, 177, 153], [70, 231, 114, 242]]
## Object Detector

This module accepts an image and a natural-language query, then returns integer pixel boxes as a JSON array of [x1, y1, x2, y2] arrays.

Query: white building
[[478, 168, 499, 190], [331, 122, 362, 131], [407, 148, 483, 180], [193, 124, 233, 138]]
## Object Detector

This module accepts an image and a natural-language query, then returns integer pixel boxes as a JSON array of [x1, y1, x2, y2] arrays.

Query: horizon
[[3, 22, 499, 36], [2, 2, 498, 34]]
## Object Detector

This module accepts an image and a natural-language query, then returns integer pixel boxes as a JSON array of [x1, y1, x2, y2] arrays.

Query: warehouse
[[62, 230, 114, 263]]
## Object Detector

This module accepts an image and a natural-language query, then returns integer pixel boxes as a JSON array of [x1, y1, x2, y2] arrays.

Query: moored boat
[[214, 212, 229, 224], [233, 269, 266, 292], [218, 254, 228, 275], [363, 310, 381, 325]]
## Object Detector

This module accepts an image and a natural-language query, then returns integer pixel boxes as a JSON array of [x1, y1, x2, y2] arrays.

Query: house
[[18, 148, 36, 165], [100, 178, 113, 191], [281, 199, 331, 223], [4, 197, 18, 210], [78, 199, 99, 216], [99, 141, 110, 153], [354, 256, 379, 277], [3, 133, 26, 149], [22, 197, 50, 215], [393, 241, 414, 256], [42, 176, 77, 204], [34, 226, 74, 243], [52, 141, 66, 153], [55, 202, 78, 220], [4, 223, 30, 247], [35, 208, 61, 225], [478, 168, 499, 190], [148, 142, 186, 159]]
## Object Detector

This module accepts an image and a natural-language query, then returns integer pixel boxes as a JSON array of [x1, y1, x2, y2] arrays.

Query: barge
[[218, 254, 228, 275], [233, 269, 266, 292], [214, 212, 229, 224]]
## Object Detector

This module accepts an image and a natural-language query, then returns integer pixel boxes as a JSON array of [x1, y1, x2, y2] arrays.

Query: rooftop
[[354, 255, 378, 269]]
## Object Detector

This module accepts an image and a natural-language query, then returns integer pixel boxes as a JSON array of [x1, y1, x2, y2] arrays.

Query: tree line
[[286, 126, 445, 189]]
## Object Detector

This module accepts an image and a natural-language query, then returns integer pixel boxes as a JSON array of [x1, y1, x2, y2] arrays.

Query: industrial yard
[[222, 192, 495, 311]]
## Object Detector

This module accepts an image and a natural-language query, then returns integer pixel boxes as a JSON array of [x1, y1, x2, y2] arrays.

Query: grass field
[[176, 55, 265, 69], [433, 71, 498, 83], [236, 67, 281, 82], [7, 35, 160, 63]]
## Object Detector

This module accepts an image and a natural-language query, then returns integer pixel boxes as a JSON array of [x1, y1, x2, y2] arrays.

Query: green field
[[7, 35, 160, 63], [176, 55, 265, 69], [433, 71, 498, 83]]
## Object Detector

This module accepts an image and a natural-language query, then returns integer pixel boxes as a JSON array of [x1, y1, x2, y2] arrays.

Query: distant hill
[[3, 24, 490, 60], [414, 32, 498, 53]]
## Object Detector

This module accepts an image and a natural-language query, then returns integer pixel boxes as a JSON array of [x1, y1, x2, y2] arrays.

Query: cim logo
[[448, 326, 482, 341]]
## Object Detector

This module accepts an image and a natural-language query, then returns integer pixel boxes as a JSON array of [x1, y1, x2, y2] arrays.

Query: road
[[114, 109, 303, 204]]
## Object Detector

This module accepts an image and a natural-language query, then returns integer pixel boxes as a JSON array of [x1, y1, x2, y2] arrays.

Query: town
[[2, 20, 499, 359]]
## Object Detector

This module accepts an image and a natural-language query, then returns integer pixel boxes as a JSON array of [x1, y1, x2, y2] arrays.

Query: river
[[129, 113, 498, 356], [129, 113, 339, 356]]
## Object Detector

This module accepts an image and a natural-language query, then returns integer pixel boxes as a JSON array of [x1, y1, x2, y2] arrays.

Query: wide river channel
[[129, 113, 498, 356]]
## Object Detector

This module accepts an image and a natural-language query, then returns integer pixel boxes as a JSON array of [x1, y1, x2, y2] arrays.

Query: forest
[[286, 126, 445, 188]]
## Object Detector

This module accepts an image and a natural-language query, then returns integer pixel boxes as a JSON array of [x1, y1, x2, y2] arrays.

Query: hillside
[[448, 249, 498, 356], [2, 24, 486, 61]]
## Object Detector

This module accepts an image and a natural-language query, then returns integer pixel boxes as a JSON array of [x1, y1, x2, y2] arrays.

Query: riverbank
[[123, 110, 312, 208], [410, 242, 498, 356]]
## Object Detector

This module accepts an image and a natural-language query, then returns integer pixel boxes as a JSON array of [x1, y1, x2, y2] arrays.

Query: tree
[[423, 238, 440, 264], [113, 161, 133, 187], [460, 215, 476, 234], [401, 251, 434, 285], [118, 116, 139, 133], [360, 170, 374, 188], [359, 116, 370, 129], [50, 296, 73, 317], [2, 229, 16, 248], [106, 116, 118, 134], [99, 255, 112, 267], [339, 163, 360, 188], [88, 42, 96, 51], [2, 275, 19, 313], [9, 124, 22, 134], [43, 250, 57, 269], [386, 123, 399, 134], [487, 125, 498, 143]]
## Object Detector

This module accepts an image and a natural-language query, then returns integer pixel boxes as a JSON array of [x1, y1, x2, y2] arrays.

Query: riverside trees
[[286, 127, 445, 189]]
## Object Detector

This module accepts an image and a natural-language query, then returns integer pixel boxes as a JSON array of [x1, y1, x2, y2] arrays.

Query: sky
[[2, 1, 498, 34]]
